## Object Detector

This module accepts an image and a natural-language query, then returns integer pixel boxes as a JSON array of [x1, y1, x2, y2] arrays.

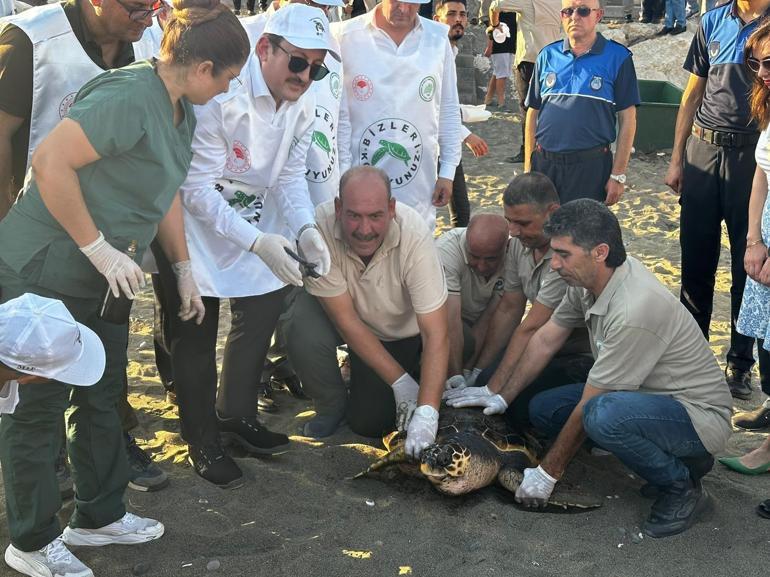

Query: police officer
[[523, 0, 639, 206], [664, 0, 770, 403]]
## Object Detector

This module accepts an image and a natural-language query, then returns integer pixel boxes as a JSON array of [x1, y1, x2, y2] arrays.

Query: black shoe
[[233, 8, 240, 15], [639, 15, 652, 23], [257, 382, 278, 413], [670, 24, 687, 35], [125, 434, 170, 492], [640, 455, 713, 499], [188, 444, 243, 489], [656, 26, 673, 35], [726, 367, 753, 400], [217, 414, 290, 455], [271, 374, 308, 399], [735, 405, 770, 430], [643, 479, 708, 538], [506, 149, 525, 164], [625, 14, 633, 22]]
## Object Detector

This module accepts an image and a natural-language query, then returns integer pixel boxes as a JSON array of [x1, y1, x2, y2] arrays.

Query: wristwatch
[[609, 173, 626, 184]]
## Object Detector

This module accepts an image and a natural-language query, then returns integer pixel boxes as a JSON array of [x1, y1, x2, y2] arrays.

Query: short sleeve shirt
[[551, 257, 733, 454], [684, 1, 768, 133], [305, 200, 448, 341], [526, 34, 640, 151], [436, 227, 505, 325], [0, 61, 195, 299]]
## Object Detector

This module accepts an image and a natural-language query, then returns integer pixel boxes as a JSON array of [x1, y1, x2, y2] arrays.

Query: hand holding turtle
[[392, 372, 420, 431], [463, 367, 482, 387], [447, 387, 508, 415], [445, 374, 467, 390], [515, 465, 557, 508], [250, 232, 303, 286], [443, 383, 491, 401], [405, 404, 439, 459], [298, 225, 331, 277]]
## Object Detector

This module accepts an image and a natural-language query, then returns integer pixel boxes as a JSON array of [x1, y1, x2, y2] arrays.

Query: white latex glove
[[298, 226, 331, 277], [443, 383, 493, 402], [171, 260, 205, 325], [250, 232, 302, 286], [392, 372, 420, 431], [446, 385, 508, 415], [515, 465, 557, 508], [80, 232, 145, 298], [463, 367, 482, 388], [445, 374, 467, 391], [405, 404, 439, 459]]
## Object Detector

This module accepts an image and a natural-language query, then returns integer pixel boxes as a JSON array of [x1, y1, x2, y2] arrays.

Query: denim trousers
[[665, 0, 686, 27], [529, 384, 710, 487]]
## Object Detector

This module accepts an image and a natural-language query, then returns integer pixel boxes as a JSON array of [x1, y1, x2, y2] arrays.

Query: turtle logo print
[[419, 76, 436, 102], [226, 141, 251, 173], [359, 119, 422, 189], [352, 75, 373, 101], [311, 17, 325, 36], [307, 106, 336, 183], [329, 72, 341, 100], [59, 92, 77, 119]]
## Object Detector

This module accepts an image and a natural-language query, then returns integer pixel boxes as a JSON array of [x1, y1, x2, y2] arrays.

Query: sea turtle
[[352, 406, 602, 510]]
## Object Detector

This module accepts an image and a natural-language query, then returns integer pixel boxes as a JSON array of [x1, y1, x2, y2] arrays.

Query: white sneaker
[[4, 537, 93, 577], [61, 513, 164, 547]]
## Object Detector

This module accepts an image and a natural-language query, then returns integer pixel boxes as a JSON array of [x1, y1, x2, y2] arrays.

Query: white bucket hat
[[263, 3, 341, 60], [0, 294, 106, 386]]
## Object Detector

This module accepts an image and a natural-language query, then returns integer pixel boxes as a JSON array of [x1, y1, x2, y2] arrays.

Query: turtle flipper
[[349, 445, 409, 480]]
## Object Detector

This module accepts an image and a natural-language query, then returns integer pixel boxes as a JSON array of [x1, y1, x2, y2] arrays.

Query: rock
[[131, 562, 151, 576], [206, 559, 221, 571], [631, 33, 694, 89], [601, 27, 628, 46]]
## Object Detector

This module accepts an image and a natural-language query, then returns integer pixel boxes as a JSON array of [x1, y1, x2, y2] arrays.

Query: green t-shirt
[[0, 60, 195, 299]]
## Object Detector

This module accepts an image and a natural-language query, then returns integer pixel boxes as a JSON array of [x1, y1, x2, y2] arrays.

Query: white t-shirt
[[0, 381, 19, 414]]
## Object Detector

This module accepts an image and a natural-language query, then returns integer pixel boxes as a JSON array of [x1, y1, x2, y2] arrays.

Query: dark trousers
[[530, 146, 612, 205], [641, 0, 665, 18], [679, 136, 759, 372], [0, 260, 128, 551], [153, 248, 290, 447], [232, 0, 256, 11], [150, 243, 174, 393], [476, 353, 594, 428], [449, 161, 470, 228], [286, 290, 422, 437]]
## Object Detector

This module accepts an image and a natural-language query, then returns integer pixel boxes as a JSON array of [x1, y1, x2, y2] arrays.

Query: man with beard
[[445, 173, 592, 429], [434, 0, 489, 228], [285, 165, 448, 457], [450, 199, 731, 539]]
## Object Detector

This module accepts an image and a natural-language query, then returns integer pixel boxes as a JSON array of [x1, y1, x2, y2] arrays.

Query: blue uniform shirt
[[685, 1, 770, 134], [526, 33, 640, 152]]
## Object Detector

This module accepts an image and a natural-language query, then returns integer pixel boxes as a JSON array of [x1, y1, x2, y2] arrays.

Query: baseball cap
[[0, 294, 106, 386], [304, 0, 346, 8], [263, 3, 341, 60]]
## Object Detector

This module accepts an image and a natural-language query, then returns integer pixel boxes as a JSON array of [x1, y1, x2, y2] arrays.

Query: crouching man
[[450, 199, 731, 538], [286, 166, 448, 458]]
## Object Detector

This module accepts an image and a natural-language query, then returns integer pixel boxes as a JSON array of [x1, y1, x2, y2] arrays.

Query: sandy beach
[[2, 21, 770, 577]]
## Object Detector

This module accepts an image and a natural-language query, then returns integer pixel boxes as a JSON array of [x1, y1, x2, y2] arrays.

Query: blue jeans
[[665, 0, 686, 27], [529, 384, 710, 487]]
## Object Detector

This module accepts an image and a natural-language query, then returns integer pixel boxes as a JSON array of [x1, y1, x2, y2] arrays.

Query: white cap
[[0, 294, 106, 386], [306, 0, 346, 8], [399, 0, 432, 5], [263, 3, 340, 61]]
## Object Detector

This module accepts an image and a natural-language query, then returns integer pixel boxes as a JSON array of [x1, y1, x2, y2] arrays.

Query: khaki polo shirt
[[305, 200, 448, 341], [436, 228, 505, 326], [551, 257, 732, 454], [505, 237, 590, 356]]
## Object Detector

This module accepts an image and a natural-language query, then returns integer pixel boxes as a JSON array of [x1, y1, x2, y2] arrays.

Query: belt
[[535, 144, 610, 164], [691, 125, 759, 148]]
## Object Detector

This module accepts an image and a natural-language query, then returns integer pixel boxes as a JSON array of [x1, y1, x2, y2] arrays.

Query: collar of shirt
[[561, 31, 606, 55], [333, 215, 402, 268], [583, 258, 630, 321], [67, 0, 135, 68], [247, 55, 292, 115], [727, 0, 770, 23], [366, 4, 423, 45]]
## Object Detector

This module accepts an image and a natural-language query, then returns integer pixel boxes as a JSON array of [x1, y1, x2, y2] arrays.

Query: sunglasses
[[560, 6, 601, 18], [114, 0, 164, 21], [270, 41, 330, 81], [747, 56, 770, 73]]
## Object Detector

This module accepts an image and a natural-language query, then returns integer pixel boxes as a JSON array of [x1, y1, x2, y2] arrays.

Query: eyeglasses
[[226, 66, 243, 87], [270, 41, 330, 81], [114, 0, 164, 21], [560, 6, 601, 18], [747, 56, 770, 73]]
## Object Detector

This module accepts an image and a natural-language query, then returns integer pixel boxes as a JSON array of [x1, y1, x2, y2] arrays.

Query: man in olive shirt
[[452, 199, 731, 538], [0, 0, 167, 491], [285, 166, 448, 458], [437, 213, 509, 386]]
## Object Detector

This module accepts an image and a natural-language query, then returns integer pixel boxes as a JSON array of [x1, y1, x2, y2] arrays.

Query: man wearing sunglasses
[[0, 0, 171, 495], [664, 0, 770, 406], [523, 0, 639, 207], [334, 0, 462, 231], [166, 4, 337, 487]]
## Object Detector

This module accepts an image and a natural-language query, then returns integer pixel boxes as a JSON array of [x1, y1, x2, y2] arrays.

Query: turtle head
[[419, 442, 471, 481]]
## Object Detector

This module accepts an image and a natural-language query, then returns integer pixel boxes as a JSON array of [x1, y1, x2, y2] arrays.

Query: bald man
[[436, 214, 509, 385]]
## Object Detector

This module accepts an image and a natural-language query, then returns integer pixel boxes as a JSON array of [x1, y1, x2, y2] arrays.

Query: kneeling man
[[286, 166, 448, 457], [451, 199, 731, 538]]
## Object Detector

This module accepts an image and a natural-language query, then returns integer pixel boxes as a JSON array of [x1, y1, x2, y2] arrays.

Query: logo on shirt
[[307, 106, 336, 183], [352, 75, 374, 101], [311, 17, 325, 36], [493, 277, 504, 292], [708, 41, 720, 59], [226, 141, 251, 173], [545, 72, 556, 88], [329, 72, 341, 100], [359, 119, 422, 190], [590, 75, 603, 91], [58, 92, 77, 119], [419, 76, 437, 102]]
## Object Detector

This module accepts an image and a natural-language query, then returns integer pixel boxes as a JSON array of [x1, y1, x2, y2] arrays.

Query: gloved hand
[[445, 385, 508, 415], [443, 383, 493, 402], [392, 372, 420, 431], [171, 260, 205, 325], [445, 374, 467, 390], [463, 367, 482, 388], [298, 225, 331, 277], [250, 232, 302, 286], [80, 232, 145, 298], [405, 404, 439, 459], [515, 465, 557, 508]]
